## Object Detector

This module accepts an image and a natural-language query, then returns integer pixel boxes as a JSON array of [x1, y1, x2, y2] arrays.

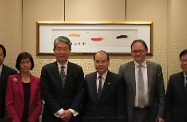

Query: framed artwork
[[36, 21, 153, 55]]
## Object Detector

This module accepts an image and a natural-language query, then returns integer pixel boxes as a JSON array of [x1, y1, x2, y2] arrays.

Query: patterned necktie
[[138, 65, 145, 108], [98, 76, 102, 100], [60, 66, 66, 88]]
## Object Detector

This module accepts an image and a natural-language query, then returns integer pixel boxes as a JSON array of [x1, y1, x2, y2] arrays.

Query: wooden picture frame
[[36, 21, 153, 55]]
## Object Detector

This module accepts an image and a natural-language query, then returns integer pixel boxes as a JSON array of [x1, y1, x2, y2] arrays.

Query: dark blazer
[[0, 65, 17, 118], [165, 72, 187, 122], [84, 71, 126, 119], [40, 61, 84, 122], [118, 60, 165, 122], [5, 73, 42, 122]]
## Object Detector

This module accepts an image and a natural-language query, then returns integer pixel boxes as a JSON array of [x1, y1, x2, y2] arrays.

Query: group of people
[[0, 36, 187, 122]]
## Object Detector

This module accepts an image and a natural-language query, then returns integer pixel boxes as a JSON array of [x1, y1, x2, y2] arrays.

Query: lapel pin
[[13, 78, 18, 82]]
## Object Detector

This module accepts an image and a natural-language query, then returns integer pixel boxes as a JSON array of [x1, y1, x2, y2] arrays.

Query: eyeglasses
[[180, 59, 187, 63], [20, 61, 31, 65], [131, 50, 145, 54]]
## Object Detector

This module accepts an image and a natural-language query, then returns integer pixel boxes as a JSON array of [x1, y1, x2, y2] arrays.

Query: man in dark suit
[[40, 36, 84, 122], [165, 49, 187, 122], [118, 39, 165, 122], [84, 50, 126, 121], [0, 44, 17, 119]]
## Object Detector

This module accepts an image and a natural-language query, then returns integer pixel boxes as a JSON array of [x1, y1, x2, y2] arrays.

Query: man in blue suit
[[166, 49, 187, 122], [40, 36, 84, 122], [83, 50, 126, 121], [0, 44, 17, 119]]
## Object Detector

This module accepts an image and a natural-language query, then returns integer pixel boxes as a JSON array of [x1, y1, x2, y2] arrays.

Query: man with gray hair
[[40, 36, 85, 122]]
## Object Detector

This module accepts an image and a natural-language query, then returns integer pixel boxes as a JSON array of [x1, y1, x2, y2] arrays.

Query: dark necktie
[[138, 65, 145, 107], [60, 66, 66, 88], [98, 76, 102, 100], [185, 77, 187, 95]]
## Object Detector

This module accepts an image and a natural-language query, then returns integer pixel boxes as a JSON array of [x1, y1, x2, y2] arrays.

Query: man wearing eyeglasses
[[83, 50, 126, 122], [118, 39, 165, 122], [165, 49, 187, 122]]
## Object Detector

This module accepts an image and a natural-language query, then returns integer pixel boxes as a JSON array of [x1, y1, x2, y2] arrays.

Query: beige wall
[[1, 0, 186, 88], [126, 0, 168, 87], [0, 0, 22, 68], [65, 0, 126, 21], [168, 0, 187, 77]]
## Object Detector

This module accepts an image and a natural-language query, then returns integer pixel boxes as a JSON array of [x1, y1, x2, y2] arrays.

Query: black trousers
[[0, 118, 12, 122], [131, 107, 150, 122]]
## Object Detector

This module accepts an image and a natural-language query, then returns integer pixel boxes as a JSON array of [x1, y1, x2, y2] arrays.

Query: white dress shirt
[[96, 71, 107, 92], [0, 64, 3, 77], [134, 60, 149, 107], [54, 61, 78, 117]]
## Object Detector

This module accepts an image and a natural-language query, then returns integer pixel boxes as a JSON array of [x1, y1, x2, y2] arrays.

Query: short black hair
[[93, 50, 110, 61], [131, 39, 148, 51], [0, 44, 6, 58], [15, 52, 34, 71], [53, 36, 72, 50], [179, 49, 187, 59]]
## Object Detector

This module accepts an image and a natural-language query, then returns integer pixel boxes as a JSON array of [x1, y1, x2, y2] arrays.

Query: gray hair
[[53, 36, 72, 50]]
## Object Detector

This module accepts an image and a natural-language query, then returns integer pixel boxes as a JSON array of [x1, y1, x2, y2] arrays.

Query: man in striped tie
[[40, 36, 84, 122]]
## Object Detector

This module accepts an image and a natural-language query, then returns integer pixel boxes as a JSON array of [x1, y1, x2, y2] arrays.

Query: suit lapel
[[178, 73, 187, 97], [89, 72, 98, 103], [16, 74, 24, 101], [128, 62, 136, 95], [0, 65, 6, 87], [0, 65, 8, 81], [100, 71, 112, 100], [146, 61, 152, 91], [146, 61, 152, 92], [53, 62, 63, 90], [29, 75, 35, 106], [64, 62, 72, 90]]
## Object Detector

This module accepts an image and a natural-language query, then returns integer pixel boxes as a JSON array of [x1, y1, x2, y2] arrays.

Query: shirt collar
[[97, 70, 108, 80], [183, 72, 187, 81], [0, 64, 3, 74], [134, 60, 147, 68], [57, 61, 68, 69]]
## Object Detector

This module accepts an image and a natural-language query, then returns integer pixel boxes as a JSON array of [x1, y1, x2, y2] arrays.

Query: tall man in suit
[[165, 49, 187, 122], [118, 39, 165, 122], [0, 44, 17, 119], [84, 50, 126, 121], [40, 36, 85, 122]]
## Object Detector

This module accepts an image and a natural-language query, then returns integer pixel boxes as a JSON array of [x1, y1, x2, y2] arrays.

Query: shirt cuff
[[54, 108, 64, 118], [69, 109, 78, 116]]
